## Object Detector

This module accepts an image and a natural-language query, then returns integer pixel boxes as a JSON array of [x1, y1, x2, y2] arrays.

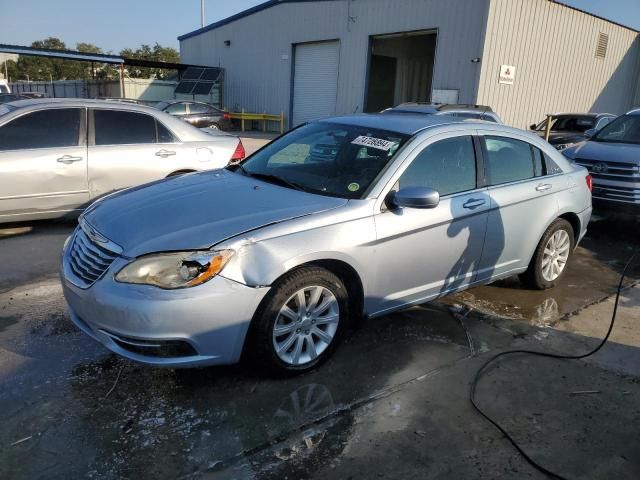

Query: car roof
[[385, 103, 495, 115], [625, 109, 640, 116], [548, 112, 614, 118], [319, 113, 509, 135], [5, 97, 161, 114]]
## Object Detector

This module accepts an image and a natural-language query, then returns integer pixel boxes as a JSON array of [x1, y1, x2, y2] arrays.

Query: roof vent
[[596, 32, 609, 58]]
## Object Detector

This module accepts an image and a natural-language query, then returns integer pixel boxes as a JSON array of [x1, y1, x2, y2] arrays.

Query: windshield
[[592, 114, 640, 144], [536, 115, 595, 132], [233, 122, 410, 199]]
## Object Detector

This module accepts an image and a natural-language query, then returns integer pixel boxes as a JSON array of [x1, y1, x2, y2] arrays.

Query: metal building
[[178, 0, 640, 128]]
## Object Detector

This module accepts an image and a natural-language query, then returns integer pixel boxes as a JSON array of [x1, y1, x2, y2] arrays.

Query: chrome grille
[[67, 228, 119, 287], [575, 158, 640, 182]]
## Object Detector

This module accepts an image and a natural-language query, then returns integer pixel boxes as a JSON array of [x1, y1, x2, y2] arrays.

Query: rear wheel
[[520, 218, 574, 290], [246, 266, 349, 375]]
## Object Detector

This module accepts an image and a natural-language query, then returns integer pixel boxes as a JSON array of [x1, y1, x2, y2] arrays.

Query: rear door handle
[[463, 198, 486, 209], [56, 155, 83, 164], [155, 149, 176, 158], [536, 183, 552, 192]]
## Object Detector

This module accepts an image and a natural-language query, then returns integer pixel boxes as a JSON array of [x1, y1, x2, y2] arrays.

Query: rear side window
[[189, 103, 216, 115], [399, 136, 477, 196], [0, 108, 81, 151], [165, 103, 186, 115], [94, 110, 157, 145], [484, 136, 536, 185], [157, 121, 176, 143]]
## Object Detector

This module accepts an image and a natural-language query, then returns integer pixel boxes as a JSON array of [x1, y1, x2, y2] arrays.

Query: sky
[[0, 0, 639, 53]]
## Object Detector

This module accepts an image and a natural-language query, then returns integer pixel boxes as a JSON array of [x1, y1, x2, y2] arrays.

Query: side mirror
[[388, 186, 440, 209], [584, 128, 596, 138], [529, 123, 537, 130]]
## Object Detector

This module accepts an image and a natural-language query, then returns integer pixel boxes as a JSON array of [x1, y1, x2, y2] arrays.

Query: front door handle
[[155, 149, 176, 158], [463, 198, 486, 209], [536, 183, 552, 192], [56, 155, 83, 164]]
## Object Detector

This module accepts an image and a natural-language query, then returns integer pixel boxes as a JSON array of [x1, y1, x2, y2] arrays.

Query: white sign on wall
[[499, 65, 516, 85]]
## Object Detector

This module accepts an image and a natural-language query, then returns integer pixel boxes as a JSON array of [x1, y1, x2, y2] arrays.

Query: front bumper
[[61, 253, 270, 368]]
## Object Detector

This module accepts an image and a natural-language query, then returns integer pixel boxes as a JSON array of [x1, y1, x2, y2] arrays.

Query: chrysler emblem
[[592, 162, 609, 174]]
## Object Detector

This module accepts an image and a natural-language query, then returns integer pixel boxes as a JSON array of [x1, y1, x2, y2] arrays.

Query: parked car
[[61, 114, 591, 374], [18, 91, 48, 99], [563, 109, 640, 213], [0, 98, 245, 223], [0, 93, 29, 104], [155, 100, 232, 130], [382, 103, 502, 123], [530, 113, 616, 151]]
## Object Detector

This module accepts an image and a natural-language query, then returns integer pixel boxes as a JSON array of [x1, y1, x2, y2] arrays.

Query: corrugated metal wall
[[477, 0, 640, 128], [179, 0, 490, 125]]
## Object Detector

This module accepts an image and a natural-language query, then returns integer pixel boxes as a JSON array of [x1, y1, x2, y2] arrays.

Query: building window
[[596, 32, 609, 59]]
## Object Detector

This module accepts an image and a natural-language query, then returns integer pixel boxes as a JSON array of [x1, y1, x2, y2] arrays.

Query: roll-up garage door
[[292, 41, 340, 126]]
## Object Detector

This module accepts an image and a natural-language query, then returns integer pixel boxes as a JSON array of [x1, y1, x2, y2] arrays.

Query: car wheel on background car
[[520, 218, 575, 290], [208, 123, 220, 130], [246, 266, 350, 375]]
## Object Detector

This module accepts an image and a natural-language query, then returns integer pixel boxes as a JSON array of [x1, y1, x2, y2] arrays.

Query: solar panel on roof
[[181, 67, 204, 80], [174, 80, 197, 94], [200, 68, 222, 81]]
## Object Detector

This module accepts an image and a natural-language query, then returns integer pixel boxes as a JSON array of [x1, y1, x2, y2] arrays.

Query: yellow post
[[241, 108, 245, 132], [544, 113, 553, 142], [280, 112, 284, 134]]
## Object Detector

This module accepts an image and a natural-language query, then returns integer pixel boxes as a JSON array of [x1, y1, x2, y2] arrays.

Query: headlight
[[115, 250, 234, 289]]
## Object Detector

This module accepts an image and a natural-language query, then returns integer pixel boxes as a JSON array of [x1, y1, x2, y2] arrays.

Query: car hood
[[535, 131, 584, 144], [82, 170, 347, 257], [564, 140, 640, 164]]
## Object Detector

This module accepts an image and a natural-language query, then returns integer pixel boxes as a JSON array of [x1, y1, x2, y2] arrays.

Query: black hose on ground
[[469, 252, 638, 480]]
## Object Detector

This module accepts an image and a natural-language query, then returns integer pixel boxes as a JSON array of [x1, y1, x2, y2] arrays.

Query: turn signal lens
[[585, 174, 593, 192]]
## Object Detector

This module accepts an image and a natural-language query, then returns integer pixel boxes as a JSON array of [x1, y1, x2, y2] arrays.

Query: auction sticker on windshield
[[351, 136, 397, 151]]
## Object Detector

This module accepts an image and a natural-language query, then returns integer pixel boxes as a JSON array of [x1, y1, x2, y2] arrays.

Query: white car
[[0, 98, 245, 223]]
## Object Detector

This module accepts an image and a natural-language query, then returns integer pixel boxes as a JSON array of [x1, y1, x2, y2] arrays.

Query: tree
[[120, 43, 180, 79], [0, 38, 180, 82]]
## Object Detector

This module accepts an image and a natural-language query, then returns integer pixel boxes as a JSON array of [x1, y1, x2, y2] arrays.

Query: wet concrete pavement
[[0, 216, 639, 479]]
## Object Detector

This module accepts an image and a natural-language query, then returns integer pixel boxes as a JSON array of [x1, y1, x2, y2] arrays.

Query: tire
[[520, 218, 575, 290], [245, 266, 350, 375], [208, 123, 221, 130]]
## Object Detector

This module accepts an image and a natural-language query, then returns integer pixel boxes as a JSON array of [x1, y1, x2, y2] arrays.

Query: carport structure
[[0, 43, 221, 99]]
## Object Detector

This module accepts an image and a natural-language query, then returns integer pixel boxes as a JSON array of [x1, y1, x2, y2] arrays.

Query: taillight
[[585, 174, 593, 191], [230, 140, 246, 163], [223, 112, 230, 120]]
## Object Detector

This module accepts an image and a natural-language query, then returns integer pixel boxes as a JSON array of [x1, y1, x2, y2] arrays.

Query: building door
[[292, 41, 340, 126]]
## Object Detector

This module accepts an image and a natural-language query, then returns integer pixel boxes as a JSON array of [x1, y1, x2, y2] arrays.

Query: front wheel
[[520, 218, 575, 290], [246, 266, 349, 375]]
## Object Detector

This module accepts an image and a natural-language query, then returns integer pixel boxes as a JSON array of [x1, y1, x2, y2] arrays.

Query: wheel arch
[[166, 169, 196, 178]]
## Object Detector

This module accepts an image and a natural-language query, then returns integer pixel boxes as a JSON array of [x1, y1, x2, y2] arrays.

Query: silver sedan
[[61, 114, 592, 374], [0, 98, 244, 224]]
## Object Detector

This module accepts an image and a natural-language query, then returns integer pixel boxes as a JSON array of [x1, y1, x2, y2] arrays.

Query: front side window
[[484, 136, 536, 185], [0, 108, 81, 151], [536, 116, 595, 132], [94, 110, 157, 145], [235, 122, 409, 199], [593, 115, 640, 144], [398, 136, 477, 196]]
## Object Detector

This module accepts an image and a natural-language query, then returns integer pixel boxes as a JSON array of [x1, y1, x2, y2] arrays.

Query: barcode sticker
[[351, 136, 397, 151]]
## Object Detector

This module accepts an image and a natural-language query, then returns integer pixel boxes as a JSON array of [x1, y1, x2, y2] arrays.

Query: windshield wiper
[[241, 170, 307, 192]]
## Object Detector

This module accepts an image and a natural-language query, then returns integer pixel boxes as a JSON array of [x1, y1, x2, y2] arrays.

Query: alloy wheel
[[541, 229, 571, 281], [272, 286, 340, 366]]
